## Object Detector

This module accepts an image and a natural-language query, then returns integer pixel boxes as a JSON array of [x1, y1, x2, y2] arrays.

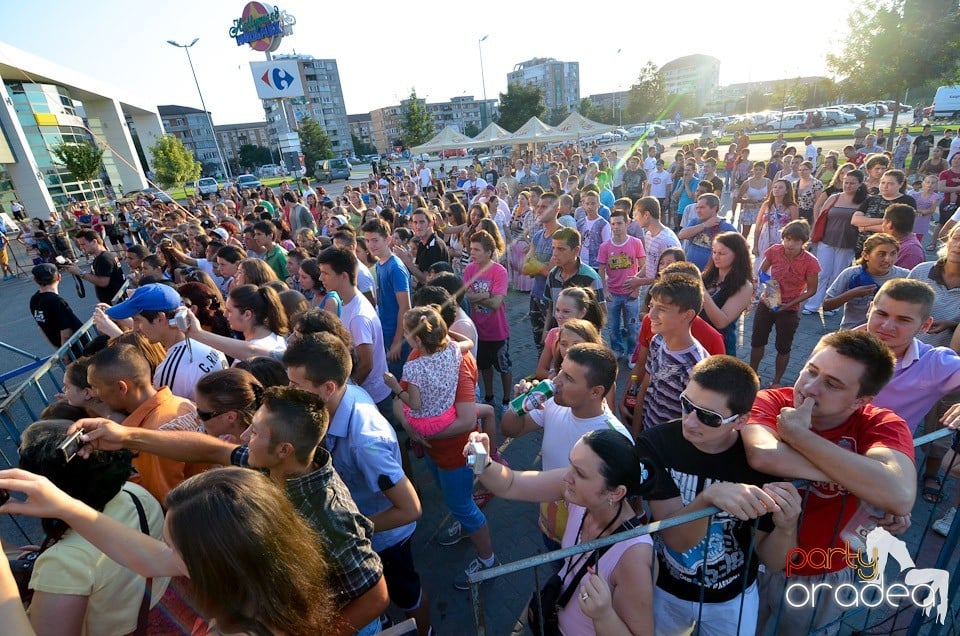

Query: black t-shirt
[[706, 175, 724, 195], [30, 291, 83, 347], [622, 168, 647, 198], [92, 250, 125, 304], [913, 134, 935, 157], [636, 420, 775, 603], [483, 169, 499, 184], [937, 137, 953, 154], [855, 193, 917, 252], [413, 232, 449, 283]]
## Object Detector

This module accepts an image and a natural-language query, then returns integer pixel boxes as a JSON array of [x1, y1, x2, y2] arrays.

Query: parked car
[[840, 104, 869, 120], [440, 148, 467, 158], [236, 174, 262, 190], [625, 124, 648, 139], [196, 177, 219, 196], [258, 164, 282, 178], [314, 158, 352, 183], [762, 112, 809, 131], [822, 108, 856, 125], [724, 116, 756, 134], [140, 188, 173, 204]]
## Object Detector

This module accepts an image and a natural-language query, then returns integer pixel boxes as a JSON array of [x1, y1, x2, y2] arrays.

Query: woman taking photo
[[15, 420, 168, 636], [0, 466, 338, 635], [752, 179, 799, 274], [468, 427, 656, 635], [803, 169, 869, 315], [701, 232, 754, 356]]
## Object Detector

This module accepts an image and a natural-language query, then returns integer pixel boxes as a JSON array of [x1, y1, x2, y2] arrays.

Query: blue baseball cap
[[105, 283, 181, 320]]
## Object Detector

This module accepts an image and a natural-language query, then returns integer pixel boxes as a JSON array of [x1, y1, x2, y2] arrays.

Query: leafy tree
[[298, 116, 334, 170], [547, 107, 569, 126], [495, 83, 546, 132], [577, 97, 601, 122], [399, 89, 435, 148], [624, 61, 666, 124], [462, 122, 481, 138], [149, 135, 202, 189], [238, 144, 273, 169], [828, 0, 960, 143], [351, 134, 378, 157], [51, 140, 104, 203]]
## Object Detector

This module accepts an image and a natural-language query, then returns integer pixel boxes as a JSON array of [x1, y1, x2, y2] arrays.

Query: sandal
[[922, 476, 945, 504]]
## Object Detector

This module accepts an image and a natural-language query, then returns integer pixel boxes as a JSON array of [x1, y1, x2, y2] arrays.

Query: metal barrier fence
[[467, 427, 960, 636], [0, 281, 129, 457]]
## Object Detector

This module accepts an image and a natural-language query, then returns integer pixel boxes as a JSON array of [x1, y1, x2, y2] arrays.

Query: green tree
[[351, 134, 377, 157], [51, 140, 104, 204], [547, 107, 569, 126], [399, 89, 435, 148], [495, 83, 546, 132], [624, 61, 666, 124], [462, 122, 481, 138], [575, 98, 600, 122], [828, 0, 960, 144], [238, 144, 273, 170], [149, 135, 202, 189], [298, 116, 334, 170]]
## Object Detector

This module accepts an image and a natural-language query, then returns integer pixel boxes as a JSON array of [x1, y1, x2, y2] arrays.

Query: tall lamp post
[[167, 38, 232, 181], [478, 35, 489, 129]]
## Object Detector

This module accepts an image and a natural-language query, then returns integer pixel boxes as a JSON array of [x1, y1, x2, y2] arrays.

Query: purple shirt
[[872, 339, 960, 433], [895, 233, 925, 271]]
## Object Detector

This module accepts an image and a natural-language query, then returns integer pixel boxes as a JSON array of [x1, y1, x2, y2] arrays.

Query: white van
[[932, 86, 960, 120]]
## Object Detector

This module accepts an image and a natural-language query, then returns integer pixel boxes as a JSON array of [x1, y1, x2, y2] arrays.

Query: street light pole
[[478, 35, 489, 129], [167, 38, 232, 181]]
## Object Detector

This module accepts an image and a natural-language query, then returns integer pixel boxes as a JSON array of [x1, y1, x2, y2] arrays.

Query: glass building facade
[[5, 81, 106, 210]]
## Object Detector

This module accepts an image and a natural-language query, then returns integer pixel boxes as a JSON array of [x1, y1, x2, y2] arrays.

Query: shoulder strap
[[124, 490, 152, 636], [556, 514, 643, 608]]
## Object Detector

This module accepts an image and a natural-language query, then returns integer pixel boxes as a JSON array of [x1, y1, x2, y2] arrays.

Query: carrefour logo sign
[[249, 60, 304, 99]]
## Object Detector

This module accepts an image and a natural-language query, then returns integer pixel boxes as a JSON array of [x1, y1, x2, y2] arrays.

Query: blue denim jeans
[[424, 456, 487, 534], [608, 292, 639, 357]]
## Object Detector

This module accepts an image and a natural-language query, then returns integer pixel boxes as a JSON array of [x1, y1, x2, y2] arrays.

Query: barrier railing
[[0, 281, 129, 453], [467, 427, 960, 636]]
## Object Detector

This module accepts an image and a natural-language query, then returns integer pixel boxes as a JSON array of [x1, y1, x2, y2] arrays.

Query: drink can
[[511, 379, 555, 416]]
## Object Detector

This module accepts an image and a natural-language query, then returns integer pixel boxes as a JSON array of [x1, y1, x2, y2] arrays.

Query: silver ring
[[580, 592, 589, 601]]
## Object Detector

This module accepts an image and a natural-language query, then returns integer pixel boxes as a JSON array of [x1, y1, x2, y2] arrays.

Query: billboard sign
[[229, 2, 295, 52], [250, 60, 304, 99]]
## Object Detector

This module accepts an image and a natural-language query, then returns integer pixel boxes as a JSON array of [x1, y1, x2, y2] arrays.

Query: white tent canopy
[[503, 116, 564, 144], [552, 112, 615, 139], [410, 126, 474, 153], [469, 122, 512, 148]]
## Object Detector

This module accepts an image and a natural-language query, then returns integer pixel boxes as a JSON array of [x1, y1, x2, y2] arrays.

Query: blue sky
[[0, 0, 845, 125]]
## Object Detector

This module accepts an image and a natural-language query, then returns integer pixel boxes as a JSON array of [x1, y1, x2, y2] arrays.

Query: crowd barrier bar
[[468, 426, 960, 636]]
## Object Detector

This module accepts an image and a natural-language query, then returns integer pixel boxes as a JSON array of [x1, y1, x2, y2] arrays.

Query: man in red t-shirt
[[741, 331, 915, 636]]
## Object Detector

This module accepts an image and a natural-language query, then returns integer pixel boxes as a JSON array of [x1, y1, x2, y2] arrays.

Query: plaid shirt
[[231, 445, 382, 607]]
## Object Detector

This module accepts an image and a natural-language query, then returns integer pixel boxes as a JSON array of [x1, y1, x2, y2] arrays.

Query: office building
[[261, 54, 352, 157], [369, 105, 403, 155], [348, 113, 374, 151], [507, 58, 580, 114], [216, 121, 272, 166], [158, 104, 220, 175], [660, 54, 720, 106], [0, 42, 159, 215]]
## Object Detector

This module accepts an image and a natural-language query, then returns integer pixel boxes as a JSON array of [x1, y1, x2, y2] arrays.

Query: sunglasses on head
[[679, 392, 739, 428]]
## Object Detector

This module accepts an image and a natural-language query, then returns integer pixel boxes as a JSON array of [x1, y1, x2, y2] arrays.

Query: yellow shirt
[[29, 484, 170, 636]]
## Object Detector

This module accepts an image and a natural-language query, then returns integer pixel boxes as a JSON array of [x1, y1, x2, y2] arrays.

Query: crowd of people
[[0, 125, 959, 635]]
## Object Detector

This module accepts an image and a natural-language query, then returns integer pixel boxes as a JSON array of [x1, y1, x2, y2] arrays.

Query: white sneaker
[[438, 520, 465, 546], [933, 507, 956, 537], [454, 556, 500, 590]]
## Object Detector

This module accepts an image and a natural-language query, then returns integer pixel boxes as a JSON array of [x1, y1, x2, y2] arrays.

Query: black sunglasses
[[196, 408, 231, 422], [679, 392, 739, 428]]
